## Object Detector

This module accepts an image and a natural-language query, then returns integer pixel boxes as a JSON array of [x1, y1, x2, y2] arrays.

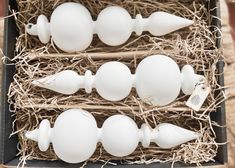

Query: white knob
[[26, 15, 50, 43], [25, 109, 199, 163], [181, 65, 205, 95], [26, 2, 193, 52], [32, 55, 205, 106]]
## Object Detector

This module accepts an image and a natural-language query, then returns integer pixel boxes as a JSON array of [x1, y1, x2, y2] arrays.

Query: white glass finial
[[25, 109, 199, 163], [32, 55, 205, 106], [26, 2, 193, 52]]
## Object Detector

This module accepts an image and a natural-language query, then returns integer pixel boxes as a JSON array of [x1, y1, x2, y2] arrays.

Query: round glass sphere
[[50, 3, 93, 52], [95, 62, 132, 101], [135, 55, 181, 106], [52, 109, 98, 163], [96, 6, 133, 46], [101, 115, 139, 157]]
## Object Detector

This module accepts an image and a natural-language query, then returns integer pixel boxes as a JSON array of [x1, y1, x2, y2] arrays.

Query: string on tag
[[186, 78, 210, 111]]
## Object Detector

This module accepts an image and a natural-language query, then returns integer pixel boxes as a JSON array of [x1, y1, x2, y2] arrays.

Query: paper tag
[[186, 84, 210, 111]]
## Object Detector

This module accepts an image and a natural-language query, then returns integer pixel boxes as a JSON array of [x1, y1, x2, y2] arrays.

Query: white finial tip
[[31, 77, 51, 88], [194, 132, 201, 139], [31, 70, 81, 95], [148, 12, 194, 36], [25, 129, 39, 142], [31, 79, 40, 86], [26, 23, 38, 36], [189, 20, 194, 25], [183, 18, 194, 26], [26, 15, 50, 43], [154, 123, 199, 148]]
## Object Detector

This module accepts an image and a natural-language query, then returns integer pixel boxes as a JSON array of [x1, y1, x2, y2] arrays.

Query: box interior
[[0, 0, 227, 167]]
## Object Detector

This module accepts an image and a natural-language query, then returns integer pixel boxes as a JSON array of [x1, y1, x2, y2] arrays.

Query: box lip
[[2, 157, 228, 168], [0, 0, 18, 164], [1, 0, 227, 167], [1, 0, 10, 163], [209, 0, 228, 164]]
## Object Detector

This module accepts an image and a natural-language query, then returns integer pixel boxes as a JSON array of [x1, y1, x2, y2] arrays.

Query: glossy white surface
[[25, 109, 199, 163], [26, 2, 193, 52]]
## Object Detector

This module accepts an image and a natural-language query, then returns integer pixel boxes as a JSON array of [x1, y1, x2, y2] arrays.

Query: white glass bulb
[[135, 55, 181, 106], [95, 6, 133, 46], [25, 109, 199, 163], [52, 109, 98, 163], [26, 2, 193, 52], [50, 3, 93, 52], [26, 109, 98, 163], [32, 55, 205, 106], [95, 62, 132, 101], [101, 115, 139, 156]]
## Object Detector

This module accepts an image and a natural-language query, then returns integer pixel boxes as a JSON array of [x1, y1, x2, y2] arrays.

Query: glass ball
[[52, 109, 98, 163], [96, 6, 133, 46], [95, 62, 132, 101], [135, 55, 181, 106], [50, 3, 93, 52], [101, 115, 139, 157]]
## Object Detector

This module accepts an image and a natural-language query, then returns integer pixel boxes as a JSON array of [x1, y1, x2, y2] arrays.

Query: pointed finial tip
[[194, 132, 201, 139], [25, 131, 31, 139], [188, 19, 194, 25], [32, 79, 44, 88], [31, 80, 38, 86]]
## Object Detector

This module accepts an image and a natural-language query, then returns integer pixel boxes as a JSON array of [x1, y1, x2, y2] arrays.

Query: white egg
[[101, 115, 139, 157], [95, 62, 132, 101], [96, 6, 133, 46], [52, 109, 98, 163], [135, 55, 181, 106], [50, 3, 93, 52]]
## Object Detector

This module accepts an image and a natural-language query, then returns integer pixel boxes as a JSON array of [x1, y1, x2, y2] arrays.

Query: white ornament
[[32, 55, 205, 106], [25, 109, 199, 163], [26, 2, 193, 52]]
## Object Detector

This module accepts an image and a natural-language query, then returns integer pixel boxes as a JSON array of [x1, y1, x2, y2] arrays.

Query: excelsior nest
[[7, 0, 225, 167]]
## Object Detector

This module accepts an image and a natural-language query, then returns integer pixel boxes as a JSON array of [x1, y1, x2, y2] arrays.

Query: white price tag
[[186, 84, 210, 111]]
